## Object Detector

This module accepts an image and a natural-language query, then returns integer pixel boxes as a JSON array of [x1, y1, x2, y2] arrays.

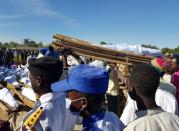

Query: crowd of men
[[0, 48, 40, 68], [0, 46, 179, 131]]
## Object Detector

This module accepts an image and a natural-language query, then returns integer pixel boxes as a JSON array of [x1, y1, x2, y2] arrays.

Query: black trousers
[[106, 94, 119, 115]]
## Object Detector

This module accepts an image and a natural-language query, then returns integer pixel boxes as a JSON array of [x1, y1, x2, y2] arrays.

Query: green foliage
[[100, 41, 107, 45], [9, 41, 18, 48], [141, 44, 159, 49], [0, 40, 44, 48], [161, 46, 179, 54], [28, 40, 38, 47], [43, 43, 51, 48], [38, 42, 43, 47], [3, 42, 9, 47]]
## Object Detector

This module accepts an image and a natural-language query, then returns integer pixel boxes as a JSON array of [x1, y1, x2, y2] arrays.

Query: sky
[[0, 0, 179, 48]]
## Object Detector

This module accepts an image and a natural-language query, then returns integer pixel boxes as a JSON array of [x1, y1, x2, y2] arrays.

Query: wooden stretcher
[[52, 34, 154, 65]]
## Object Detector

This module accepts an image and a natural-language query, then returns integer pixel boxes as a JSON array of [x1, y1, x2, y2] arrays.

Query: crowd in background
[[0, 48, 40, 68], [0, 46, 179, 131]]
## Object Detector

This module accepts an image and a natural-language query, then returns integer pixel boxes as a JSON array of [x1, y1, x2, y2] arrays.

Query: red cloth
[[171, 71, 179, 106], [151, 58, 165, 72]]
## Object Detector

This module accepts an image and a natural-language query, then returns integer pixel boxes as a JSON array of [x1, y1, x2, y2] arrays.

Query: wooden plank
[[52, 41, 150, 64], [0, 102, 9, 121], [53, 34, 154, 61]]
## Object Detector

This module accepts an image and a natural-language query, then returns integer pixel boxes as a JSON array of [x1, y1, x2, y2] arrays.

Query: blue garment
[[82, 112, 105, 131], [39, 48, 48, 55], [45, 51, 59, 58]]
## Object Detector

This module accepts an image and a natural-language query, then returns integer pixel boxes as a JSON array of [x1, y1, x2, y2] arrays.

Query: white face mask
[[65, 97, 87, 115], [65, 98, 72, 109]]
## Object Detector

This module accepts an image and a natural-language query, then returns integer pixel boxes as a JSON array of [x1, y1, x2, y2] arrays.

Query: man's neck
[[35, 92, 48, 101], [136, 97, 158, 111], [82, 108, 103, 119], [165, 72, 172, 75]]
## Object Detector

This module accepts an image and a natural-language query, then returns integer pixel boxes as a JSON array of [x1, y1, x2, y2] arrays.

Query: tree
[[9, 41, 18, 48], [141, 44, 159, 49], [161, 46, 179, 54], [28, 40, 38, 47], [174, 46, 179, 53], [100, 41, 107, 45], [38, 42, 43, 47], [3, 42, 9, 47], [161, 48, 169, 54], [43, 44, 51, 48]]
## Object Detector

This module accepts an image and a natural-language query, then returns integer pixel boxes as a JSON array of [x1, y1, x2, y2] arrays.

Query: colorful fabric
[[151, 58, 165, 73]]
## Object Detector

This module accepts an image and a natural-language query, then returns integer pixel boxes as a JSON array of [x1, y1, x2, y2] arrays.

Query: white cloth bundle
[[22, 87, 36, 102], [20, 77, 31, 85], [101, 44, 162, 57], [12, 81, 19, 86], [89, 60, 105, 68], [0, 66, 7, 70], [16, 67, 23, 72], [67, 55, 80, 66], [4, 75, 16, 83], [0, 88, 19, 109]]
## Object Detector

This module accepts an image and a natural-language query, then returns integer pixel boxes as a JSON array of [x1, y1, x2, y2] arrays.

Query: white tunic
[[20, 92, 77, 131], [120, 88, 179, 125], [159, 78, 176, 96], [155, 89, 179, 115], [124, 108, 179, 131], [163, 74, 172, 83]]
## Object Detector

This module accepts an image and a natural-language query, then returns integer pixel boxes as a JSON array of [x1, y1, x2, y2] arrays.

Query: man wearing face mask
[[51, 64, 125, 131], [20, 56, 75, 131]]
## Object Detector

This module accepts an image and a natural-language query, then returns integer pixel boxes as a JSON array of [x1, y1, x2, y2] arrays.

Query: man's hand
[[60, 47, 72, 56]]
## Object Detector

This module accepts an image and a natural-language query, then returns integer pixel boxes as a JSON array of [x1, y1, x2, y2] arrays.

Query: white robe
[[124, 108, 179, 131], [120, 88, 179, 125]]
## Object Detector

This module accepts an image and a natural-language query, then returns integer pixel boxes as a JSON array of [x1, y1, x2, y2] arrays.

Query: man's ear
[[128, 84, 137, 101], [36, 76, 42, 87], [82, 98, 88, 108]]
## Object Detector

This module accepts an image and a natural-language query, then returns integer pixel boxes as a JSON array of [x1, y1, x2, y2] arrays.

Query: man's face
[[67, 91, 87, 112], [164, 58, 173, 74], [171, 58, 178, 74]]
